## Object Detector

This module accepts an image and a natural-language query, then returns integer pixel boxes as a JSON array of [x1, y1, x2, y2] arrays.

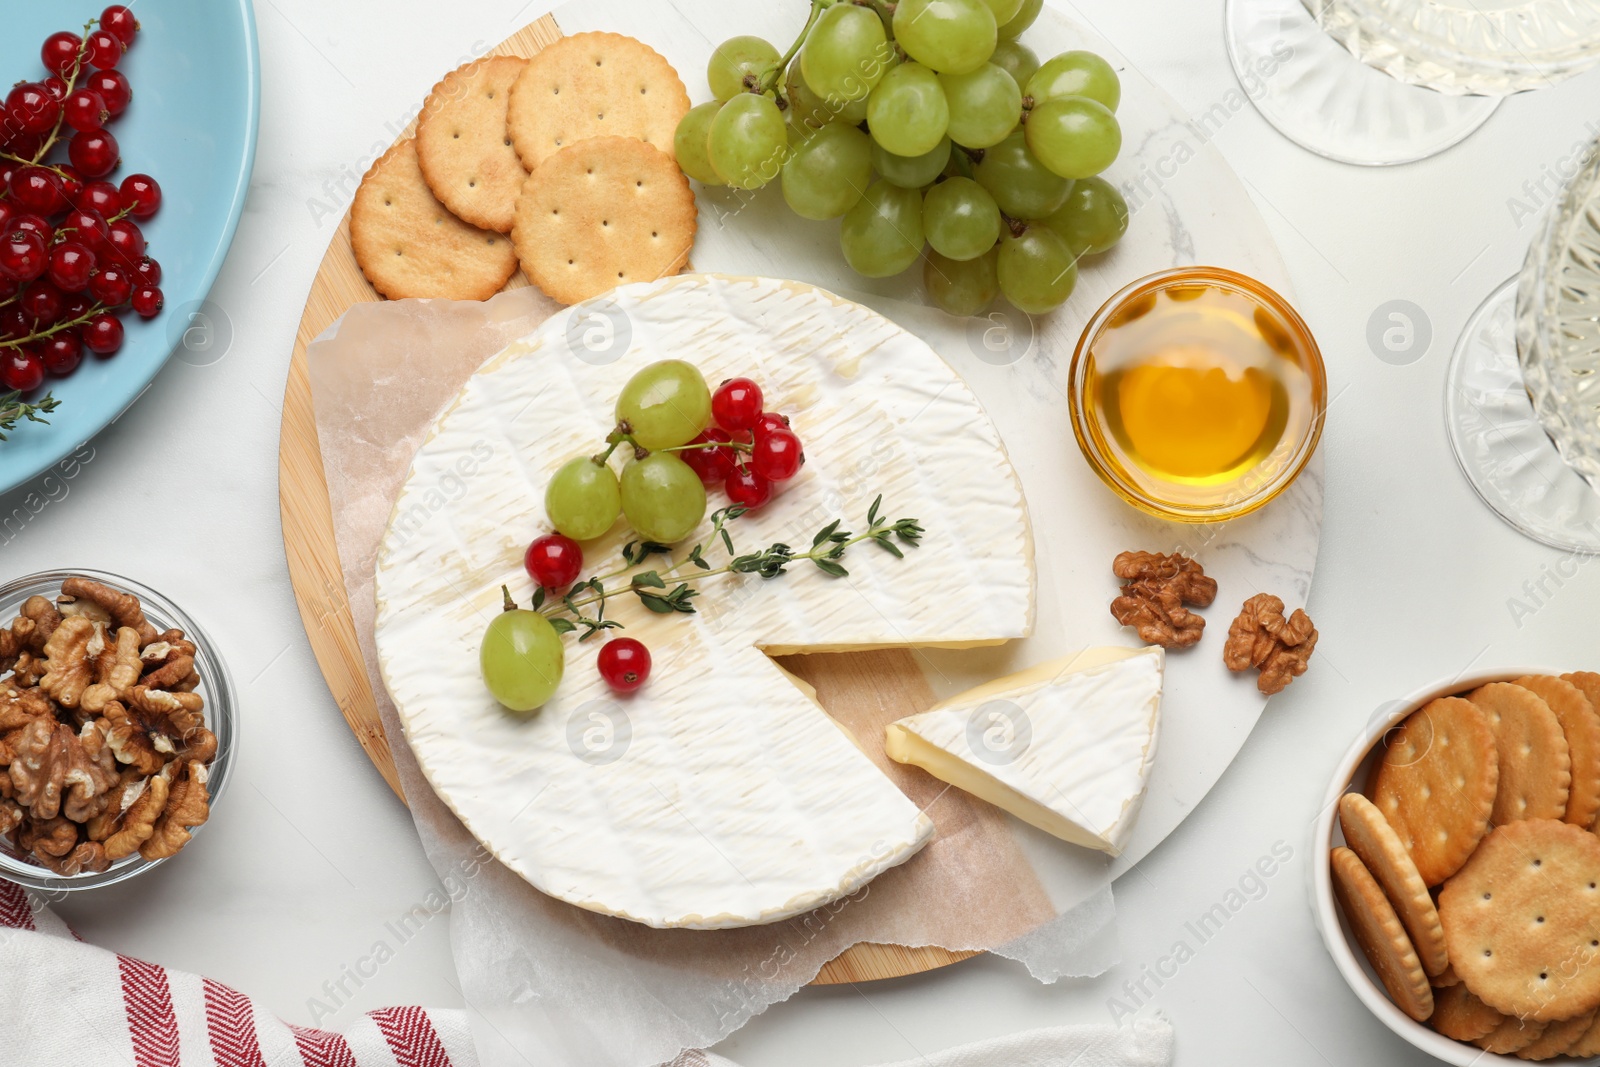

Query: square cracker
[[506, 32, 690, 172], [417, 56, 529, 233]]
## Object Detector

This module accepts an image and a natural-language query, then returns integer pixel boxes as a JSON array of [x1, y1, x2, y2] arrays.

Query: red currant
[[753, 411, 792, 439], [725, 466, 772, 509], [0, 347, 44, 392], [9, 215, 53, 245], [40, 77, 68, 103], [5, 83, 61, 137], [69, 129, 119, 179], [106, 218, 144, 264], [9, 167, 65, 216], [85, 29, 124, 70], [101, 6, 139, 46], [0, 307, 29, 341], [49, 244, 96, 292], [0, 202, 12, 233], [131, 284, 162, 318], [81, 313, 122, 355], [60, 209, 109, 254], [132, 255, 160, 286], [63, 89, 107, 133], [84, 70, 130, 117], [0, 230, 48, 282], [524, 533, 583, 589], [75, 180, 120, 215], [40, 333, 81, 376], [59, 294, 91, 322], [751, 428, 805, 481], [712, 377, 764, 431], [597, 638, 652, 693], [41, 32, 83, 77], [0, 276, 16, 303], [20, 281, 63, 326], [53, 165, 84, 204], [120, 174, 161, 218], [89, 264, 132, 306], [680, 430, 736, 486]]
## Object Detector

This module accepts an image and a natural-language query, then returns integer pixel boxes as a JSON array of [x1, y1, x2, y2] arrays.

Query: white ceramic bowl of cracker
[[1314, 667, 1600, 1064]]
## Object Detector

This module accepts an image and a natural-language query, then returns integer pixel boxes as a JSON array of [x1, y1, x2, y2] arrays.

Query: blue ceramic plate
[[0, 0, 259, 495]]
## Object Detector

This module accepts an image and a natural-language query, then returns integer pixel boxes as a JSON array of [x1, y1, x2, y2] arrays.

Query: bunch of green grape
[[674, 0, 1131, 317]]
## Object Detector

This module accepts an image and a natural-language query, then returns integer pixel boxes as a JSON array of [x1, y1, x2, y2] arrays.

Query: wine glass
[[1225, 0, 1600, 166], [1446, 137, 1600, 552]]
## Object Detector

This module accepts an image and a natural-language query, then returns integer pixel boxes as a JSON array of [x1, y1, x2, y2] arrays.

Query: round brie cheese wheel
[[374, 274, 1034, 929]]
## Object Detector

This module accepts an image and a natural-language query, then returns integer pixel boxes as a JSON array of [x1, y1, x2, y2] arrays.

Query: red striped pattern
[[119, 954, 181, 1067], [0, 880, 35, 930], [370, 1006, 453, 1067], [204, 977, 266, 1067], [291, 1024, 359, 1067]]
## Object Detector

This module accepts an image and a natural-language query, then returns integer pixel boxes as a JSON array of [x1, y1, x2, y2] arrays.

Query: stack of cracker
[[1333, 672, 1600, 1060], [351, 32, 695, 305]]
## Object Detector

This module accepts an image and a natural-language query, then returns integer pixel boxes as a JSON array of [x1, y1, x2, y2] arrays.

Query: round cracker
[[1561, 672, 1600, 831], [1517, 675, 1600, 828], [1433, 960, 1462, 988], [351, 139, 518, 301], [1331, 846, 1434, 1021], [1373, 697, 1499, 886], [1517, 1008, 1597, 1060], [1477, 1016, 1547, 1054], [1339, 792, 1449, 976], [416, 56, 529, 233], [1429, 981, 1505, 1041], [512, 136, 696, 306], [1470, 682, 1572, 825], [1438, 819, 1600, 1022], [1565, 1006, 1600, 1057], [506, 32, 690, 172]]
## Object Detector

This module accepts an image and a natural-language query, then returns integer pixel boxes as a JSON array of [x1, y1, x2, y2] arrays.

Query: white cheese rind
[[886, 646, 1163, 856], [373, 274, 1034, 929]]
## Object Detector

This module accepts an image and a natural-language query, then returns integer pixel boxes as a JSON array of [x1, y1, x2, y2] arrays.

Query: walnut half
[[1108, 550, 1218, 649], [1223, 593, 1318, 696]]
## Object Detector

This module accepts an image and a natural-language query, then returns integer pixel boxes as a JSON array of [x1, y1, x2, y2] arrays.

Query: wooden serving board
[[276, 11, 973, 987]]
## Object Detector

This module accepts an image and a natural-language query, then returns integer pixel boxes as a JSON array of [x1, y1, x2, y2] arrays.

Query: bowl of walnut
[[0, 570, 235, 890]]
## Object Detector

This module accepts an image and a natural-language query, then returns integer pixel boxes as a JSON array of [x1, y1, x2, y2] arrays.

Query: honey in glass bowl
[[1070, 267, 1326, 522]]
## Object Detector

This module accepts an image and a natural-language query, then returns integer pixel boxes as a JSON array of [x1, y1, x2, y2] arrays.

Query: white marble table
[[7, 1, 1598, 1063]]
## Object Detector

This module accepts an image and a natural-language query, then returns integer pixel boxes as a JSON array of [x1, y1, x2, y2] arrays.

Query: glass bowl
[[1069, 267, 1327, 524], [0, 569, 236, 891]]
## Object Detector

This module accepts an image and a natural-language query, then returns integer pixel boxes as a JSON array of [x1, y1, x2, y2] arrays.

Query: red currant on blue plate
[[712, 377, 763, 431], [598, 638, 652, 693], [525, 533, 584, 590]]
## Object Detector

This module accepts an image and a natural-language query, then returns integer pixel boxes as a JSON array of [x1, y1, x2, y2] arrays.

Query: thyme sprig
[[0, 390, 61, 441]]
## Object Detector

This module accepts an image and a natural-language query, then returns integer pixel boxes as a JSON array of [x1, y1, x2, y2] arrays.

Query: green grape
[[941, 64, 1021, 149], [923, 177, 1002, 261], [924, 246, 999, 316], [1024, 97, 1120, 180], [892, 0, 998, 76], [978, 0, 1025, 24], [616, 359, 713, 449], [620, 453, 707, 543], [1026, 50, 1121, 111], [481, 595, 565, 712], [782, 123, 873, 219], [801, 4, 891, 104], [1042, 175, 1128, 255], [873, 136, 951, 189], [708, 93, 789, 189], [708, 36, 781, 101], [998, 0, 1043, 38], [545, 457, 621, 541], [674, 101, 725, 186], [866, 63, 950, 158], [786, 63, 869, 128], [990, 40, 1040, 91], [840, 181, 925, 277], [974, 129, 1071, 219], [998, 225, 1078, 314]]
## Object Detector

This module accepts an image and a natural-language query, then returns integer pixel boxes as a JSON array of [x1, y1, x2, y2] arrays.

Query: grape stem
[[756, 0, 832, 96], [595, 426, 755, 465]]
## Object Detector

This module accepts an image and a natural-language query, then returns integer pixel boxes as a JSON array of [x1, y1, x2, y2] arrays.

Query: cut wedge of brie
[[885, 646, 1163, 856], [373, 275, 1035, 929]]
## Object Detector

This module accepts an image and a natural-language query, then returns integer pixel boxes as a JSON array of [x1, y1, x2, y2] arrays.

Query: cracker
[[1566, 1007, 1600, 1057], [506, 32, 690, 172], [1561, 672, 1600, 830], [1429, 982, 1505, 1041], [351, 139, 518, 301], [1433, 961, 1462, 988], [1517, 675, 1600, 827], [1470, 682, 1572, 825], [1517, 1008, 1597, 1060], [1331, 846, 1434, 1021], [1477, 1017, 1547, 1054], [1339, 792, 1449, 976], [1372, 697, 1499, 886], [1438, 819, 1600, 1022], [416, 56, 529, 233], [511, 136, 696, 306]]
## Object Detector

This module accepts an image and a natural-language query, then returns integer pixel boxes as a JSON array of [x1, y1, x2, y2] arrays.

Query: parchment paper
[[306, 286, 1120, 1067]]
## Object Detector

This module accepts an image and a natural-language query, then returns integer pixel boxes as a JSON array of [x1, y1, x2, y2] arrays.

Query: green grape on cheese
[[546, 456, 622, 542], [616, 359, 712, 449], [481, 599, 565, 712], [621, 453, 707, 544]]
